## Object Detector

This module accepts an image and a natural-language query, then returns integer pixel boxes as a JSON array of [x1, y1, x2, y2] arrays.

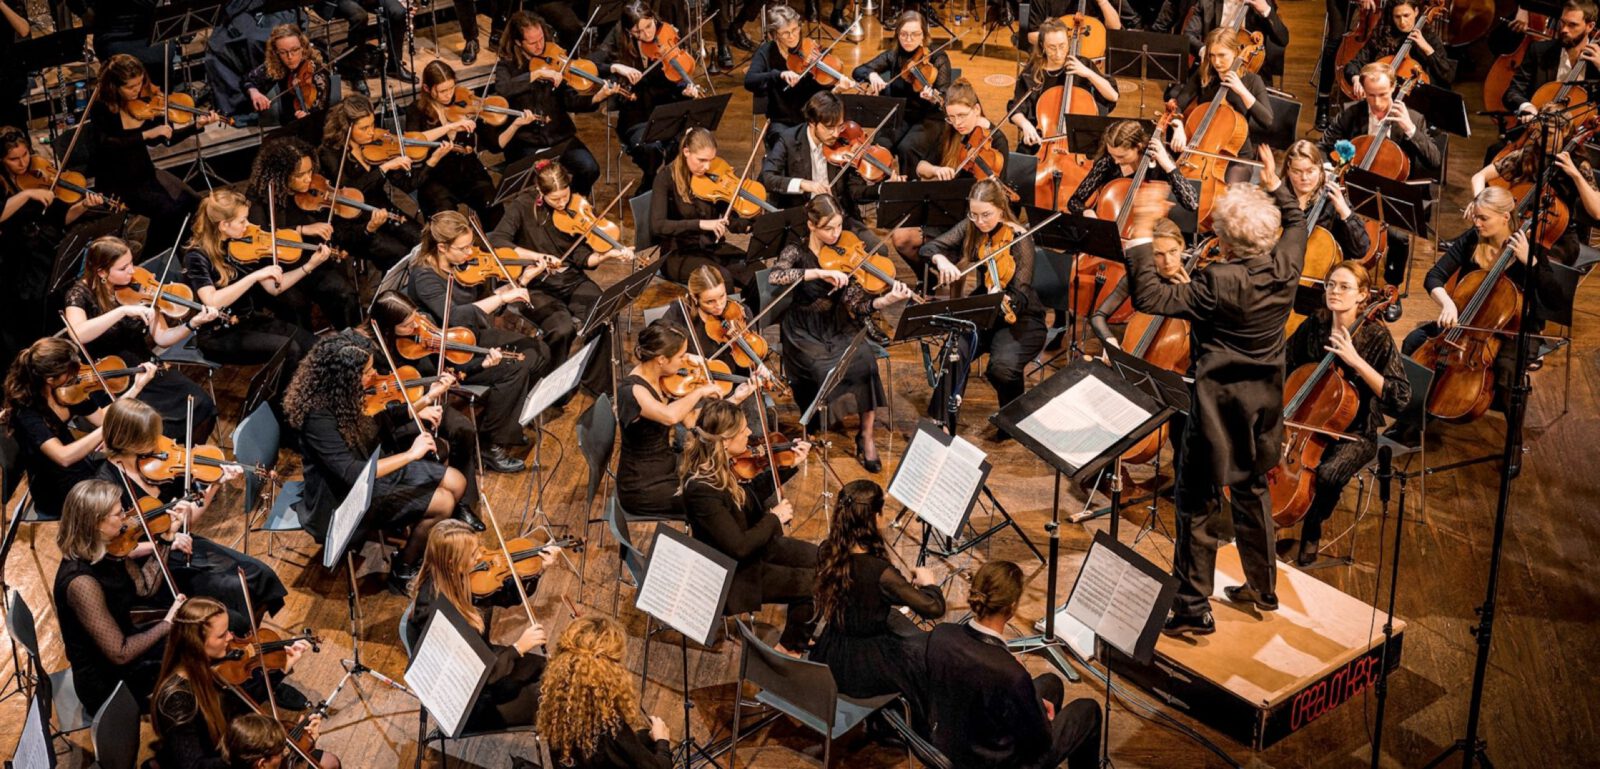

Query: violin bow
[[368, 319, 439, 460], [477, 485, 546, 651], [826, 106, 899, 189], [162, 44, 173, 131], [57, 311, 121, 402], [111, 468, 182, 600], [751, 380, 785, 504], [236, 566, 283, 721], [948, 209, 1065, 283], [181, 397, 195, 565], [555, 7, 603, 83], [438, 274, 454, 385], [633, 11, 718, 83], [467, 213, 530, 293], [214, 674, 321, 768], [677, 294, 718, 386], [329, 124, 354, 228], [266, 180, 284, 287], [721, 120, 772, 224], [554, 180, 635, 266], [147, 213, 192, 321]]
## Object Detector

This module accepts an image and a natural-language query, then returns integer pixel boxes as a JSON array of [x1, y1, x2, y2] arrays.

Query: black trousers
[[1030, 677, 1103, 769], [1173, 431, 1277, 615], [466, 326, 545, 444], [935, 312, 1048, 416], [663, 243, 761, 305], [417, 160, 503, 229], [269, 265, 359, 330], [620, 121, 673, 191], [1316, 0, 1352, 95], [318, 0, 408, 62], [748, 536, 820, 651], [118, 171, 201, 260], [1300, 437, 1377, 543], [350, 219, 422, 272], [195, 315, 316, 373]]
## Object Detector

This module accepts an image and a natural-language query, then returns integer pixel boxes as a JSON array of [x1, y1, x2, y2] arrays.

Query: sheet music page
[[635, 534, 727, 644], [1017, 377, 1151, 469], [921, 436, 986, 539], [405, 614, 489, 739], [323, 452, 378, 569], [520, 339, 599, 425], [12, 695, 49, 769], [888, 429, 945, 513], [1065, 545, 1164, 658]]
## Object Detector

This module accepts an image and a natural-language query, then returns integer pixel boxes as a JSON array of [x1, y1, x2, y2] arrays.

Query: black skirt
[[780, 309, 884, 425]]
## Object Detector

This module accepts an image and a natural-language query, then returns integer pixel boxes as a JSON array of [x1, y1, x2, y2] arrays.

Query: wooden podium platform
[[1109, 544, 1406, 750]]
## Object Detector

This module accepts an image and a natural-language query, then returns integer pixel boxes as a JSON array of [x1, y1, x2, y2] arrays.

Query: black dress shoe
[[482, 444, 526, 474], [489, 30, 501, 48], [1162, 610, 1215, 636], [1296, 539, 1320, 568], [855, 434, 882, 473], [1383, 300, 1403, 323], [828, 8, 848, 31], [717, 43, 735, 72], [1224, 584, 1279, 611], [387, 559, 420, 595], [461, 40, 479, 66], [729, 28, 758, 52], [1315, 99, 1331, 133], [274, 681, 312, 711], [388, 63, 417, 84], [455, 504, 486, 532]]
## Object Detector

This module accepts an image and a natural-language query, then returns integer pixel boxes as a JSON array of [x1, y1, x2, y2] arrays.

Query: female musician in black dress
[[86, 54, 222, 256], [489, 160, 629, 325], [63, 236, 220, 440], [182, 190, 321, 371], [770, 195, 914, 472], [1282, 261, 1410, 565], [593, 0, 706, 190], [493, 12, 619, 189], [1284, 140, 1372, 271], [406, 519, 548, 729], [243, 137, 359, 330], [810, 480, 945, 709], [744, 6, 858, 138], [649, 127, 760, 299], [855, 11, 952, 159], [537, 615, 674, 769], [410, 60, 515, 226], [282, 331, 463, 588], [1169, 29, 1275, 171], [1009, 18, 1119, 155], [918, 179, 1048, 415], [317, 94, 444, 271], [151, 596, 337, 769], [616, 321, 734, 518], [53, 478, 184, 713], [96, 398, 290, 635], [681, 398, 816, 653]]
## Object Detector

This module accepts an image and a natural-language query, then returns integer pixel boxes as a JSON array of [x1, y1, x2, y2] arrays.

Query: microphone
[[1376, 444, 1393, 506], [926, 314, 976, 332]]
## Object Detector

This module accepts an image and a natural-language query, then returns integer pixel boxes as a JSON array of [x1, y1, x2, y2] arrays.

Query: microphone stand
[[1368, 445, 1403, 768]]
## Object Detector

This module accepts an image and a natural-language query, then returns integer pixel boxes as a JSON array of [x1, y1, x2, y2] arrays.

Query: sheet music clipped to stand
[[635, 526, 737, 647], [1017, 376, 1152, 472], [404, 603, 495, 739], [888, 420, 992, 540]]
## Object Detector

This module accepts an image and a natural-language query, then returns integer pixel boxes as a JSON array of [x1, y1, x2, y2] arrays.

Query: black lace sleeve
[[878, 565, 946, 619], [153, 683, 229, 769], [63, 571, 170, 665], [768, 243, 808, 285]]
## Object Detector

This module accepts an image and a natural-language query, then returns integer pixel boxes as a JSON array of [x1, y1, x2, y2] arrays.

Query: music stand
[[641, 94, 734, 143], [1404, 82, 1471, 139], [1026, 211, 1124, 357], [15, 28, 92, 146], [149, 0, 226, 45], [240, 340, 294, 423], [793, 327, 870, 527], [9, 692, 51, 769], [516, 339, 601, 534], [579, 255, 662, 419], [840, 94, 907, 143], [877, 179, 975, 234], [490, 153, 549, 209], [1095, 346, 1191, 543], [1058, 115, 1154, 152], [891, 293, 1003, 342], [404, 602, 495, 751], [1103, 30, 1188, 118], [1346, 167, 1433, 299], [746, 205, 808, 263]]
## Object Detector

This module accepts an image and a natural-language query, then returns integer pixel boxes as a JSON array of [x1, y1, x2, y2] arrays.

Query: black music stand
[[641, 94, 734, 143], [240, 340, 294, 424], [840, 94, 907, 144], [877, 179, 975, 232], [1345, 167, 1433, 300], [1027, 211, 1124, 359], [490, 153, 551, 209], [1404, 81, 1471, 139], [15, 28, 92, 146], [892, 294, 1003, 435], [1058, 115, 1155, 151], [149, 0, 226, 45], [746, 205, 808, 263], [1094, 346, 1191, 544], [1104, 30, 1188, 118], [48, 213, 128, 302], [579, 255, 663, 417]]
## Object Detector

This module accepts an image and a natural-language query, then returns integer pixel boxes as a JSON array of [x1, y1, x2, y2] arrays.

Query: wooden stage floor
[[3, 2, 1599, 767]]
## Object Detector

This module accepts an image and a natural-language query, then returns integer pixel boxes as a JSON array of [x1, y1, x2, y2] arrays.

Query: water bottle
[[69, 80, 87, 124]]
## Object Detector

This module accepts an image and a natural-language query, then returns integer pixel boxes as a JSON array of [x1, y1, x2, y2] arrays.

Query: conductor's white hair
[[1212, 183, 1281, 261]]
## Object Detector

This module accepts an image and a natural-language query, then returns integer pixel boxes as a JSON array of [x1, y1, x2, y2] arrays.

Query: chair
[[730, 620, 908, 768], [368, 246, 419, 315], [2, 428, 50, 545], [630, 191, 656, 251], [754, 268, 794, 332], [5, 589, 92, 740], [1260, 88, 1303, 154], [88, 681, 139, 769], [604, 495, 652, 618], [1028, 247, 1078, 375], [232, 402, 309, 559], [881, 709, 954, 769]]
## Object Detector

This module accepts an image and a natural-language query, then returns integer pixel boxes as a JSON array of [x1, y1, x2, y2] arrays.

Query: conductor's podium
[[1109, 544, 1406, 750]]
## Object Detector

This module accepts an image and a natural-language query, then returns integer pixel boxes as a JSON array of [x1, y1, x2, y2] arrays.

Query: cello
[[1091, 104, 1180, 237], [1115, 239, 1216, 465], [1174, 53, 1251, 227], [1270, 287, 1399, 527], [1485, 12, 1555, 130], [1337, 0, 1447, 100], [1032, 1, 1100, 209]]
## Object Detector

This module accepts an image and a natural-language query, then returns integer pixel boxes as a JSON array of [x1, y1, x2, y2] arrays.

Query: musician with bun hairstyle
[[919, 560, 1102, 769]]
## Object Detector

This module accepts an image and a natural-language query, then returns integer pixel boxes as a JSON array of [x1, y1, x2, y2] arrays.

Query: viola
[[1270, 288, 1398, 526], [104, 494, 186, 557], [818, 229, 908, 296], [822, 121, 898, 183], [114, 266, 236, 324], [289, 60, 319, 114], [53, 355, 164, 405], [293, 173, 406, 223], [468, 535, 583, 598], [1338, 0, 1447, 100], [659, 356, 739, 398], [945, 124, 1010, 193], [358, 129, 471, 163], [395, 313, 526, 365], [15, 156, 125, 211], [732, 431, 801, 480], [213, 628, 323, 686], [226, 224, 348, 266], [552, 194, 629, 253], [214, 675, 325, 765], [126, 83, 235, 126], [690, 156, 779, 217], [362, 364, 442, 416], [639, 22, 698, 84], [138, 434, 261, 483], [452, 246, 552, 286], [786, 38, 852, 87], [704, 301, 769, 370], [443, 86, 547, 127]]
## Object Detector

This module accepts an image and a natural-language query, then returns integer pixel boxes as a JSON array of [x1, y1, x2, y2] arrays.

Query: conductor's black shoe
[[1162, 611, 1215, 636], [729, 28, 758, 52], [274, 682, 312, 711], [1224, 584, 1279, 611], [1296, 538, 1321, 568], [461, 40, 479, 65], [855, 433, 883, 473], [483, 444, 526, 474], [489, 30, 501, 48], [1384, 300, 1403, 323], [455, 504, 487, 532]]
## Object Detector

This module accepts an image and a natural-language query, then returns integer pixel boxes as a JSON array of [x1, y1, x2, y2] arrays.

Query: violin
[[552, 194, 629, 253], [822, 121, 898, 183], [288, 60, 319, 114], [732, 431, 801, 480], [442, 86, 547, 127], [528, 39, 631, 98], [213, 628, 323, 686], [292, 173, 406, 223], [53, 355, 163, 405], [139, 434, 261, 483], [395, 313, 527, 365], [704, 301, 769, 371], [125, 83, 235, 126], [899, 47, 945, 105], [979, 225, 1019, 324], [690, 156, 779, 217], [104, 494, 187, 557], [639, 22, 698, 84], [114, 266, 236, 324], [786, 38, 853, 87], [1270, 288, 1399, 526], [1338, 0, 1447, 100], [358, 129, 471, 163], [818, 229, 908, 297], [226, 224, 348, 266], [15, 156, 126, 211], [944, 124, 1010, 192], [452, 246, 552, 286], [214, 676, 325, 765], [362, 364, 442, 416], [659, 356, 739, 398], [467, 535, 583, 598]]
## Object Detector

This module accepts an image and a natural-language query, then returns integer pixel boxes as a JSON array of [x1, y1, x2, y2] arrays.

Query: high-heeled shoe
[[855, 433, 882, 473]]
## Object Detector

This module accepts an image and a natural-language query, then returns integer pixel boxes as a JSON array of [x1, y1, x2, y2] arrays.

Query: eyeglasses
[[967, 209, 998, 223], [276, 45, 303, 57], [1324, 281, 1362, 293]]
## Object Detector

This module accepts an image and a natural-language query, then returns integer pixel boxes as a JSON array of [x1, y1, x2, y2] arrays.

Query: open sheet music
[[405, 604, 493, 739], [323, 451, 379, 569], [1064, 532, 1178, 662], [520, 338, 599, 425], [11, 694, 50, 769], [889, 421, 990, 539], [1017, 376, 1152, 471], [635, 526, 736, 647]]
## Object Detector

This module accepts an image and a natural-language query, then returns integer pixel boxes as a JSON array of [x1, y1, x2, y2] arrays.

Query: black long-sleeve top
[[682, 468, 798, 614], [922, 622, 1055, 768], [86, 101, 201, 196], [314, 144, 424, 208], [295, 406, 404, 541], [1019, 0, 1141, 41], [851, 47, 952, 126], [490, 58, 599, 150], [406, 261, 498, 330], [1008, 59, 1118, 132], [562, 728, 674, 769], [242, 62, 331, 114], [1316, 101, 1442, 180], [1503, 39, 1600, 113], [918, 220, 1042, 320], [1342, 28, 1457, 87], [1284, 309, 1410, 441], [647, 170, 753, 257], [404, 584, 547, 724], [743, 40, 829, 127], [902, 124, 1012, 180], [769, 241, 878, 320], [589, 25, 692, 131], [1170, 71, 1275, 159], [54, 554, 168, 713], [1181, 0, 1291, 78], [487, 192, 602, 298], [1065, 152, 1201, 213], [404, 100, 497, 182], [1424, 228, 1577, 325], [825, 552, 945, 636]]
